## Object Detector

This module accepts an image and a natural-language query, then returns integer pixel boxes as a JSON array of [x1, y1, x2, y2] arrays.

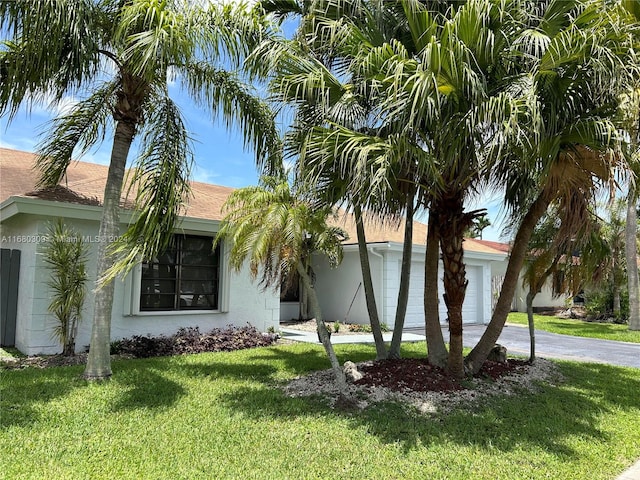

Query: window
[[140, 235, 220, 311]]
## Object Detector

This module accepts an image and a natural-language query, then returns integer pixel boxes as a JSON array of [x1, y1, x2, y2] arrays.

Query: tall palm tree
[[467, 0, 634, 372], [264, 0, 634, 377], [278, 0, 531, 377], [215, 175, 350, 397], [0, 0, 281, 379], [619, 85, 640, 330], [256, 0, 431, 360]]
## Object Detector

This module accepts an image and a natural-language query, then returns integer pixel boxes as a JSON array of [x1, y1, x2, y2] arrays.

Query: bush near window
[[109, 325, 278, 358]]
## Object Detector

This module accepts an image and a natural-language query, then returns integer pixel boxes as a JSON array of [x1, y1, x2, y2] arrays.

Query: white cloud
[[192, 164, 221, 184]]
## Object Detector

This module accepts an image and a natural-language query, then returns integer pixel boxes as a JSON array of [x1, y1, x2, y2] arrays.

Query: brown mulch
[[355, 358, 530, 393], [1, 353, 134, 370]]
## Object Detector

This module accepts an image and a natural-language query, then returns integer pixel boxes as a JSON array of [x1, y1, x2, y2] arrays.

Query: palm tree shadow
[[210, 359, 639, 457], [109, 363, 186, 412], [1, 365, 87, 428]]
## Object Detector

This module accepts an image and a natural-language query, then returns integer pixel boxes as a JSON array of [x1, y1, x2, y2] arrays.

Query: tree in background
[[582, 199, 630, 320], [43, 219, 88, 356], [216, 175, 350, 397], [521, 197, 600, 361], [0, 0, 281, 379], [468, 214, 492, 240]]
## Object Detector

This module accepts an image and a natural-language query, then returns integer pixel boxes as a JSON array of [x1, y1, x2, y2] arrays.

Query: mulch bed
[[355, 358, 530, 393]]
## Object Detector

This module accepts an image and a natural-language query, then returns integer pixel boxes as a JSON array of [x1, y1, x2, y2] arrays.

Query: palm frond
[[106, 93, 193, 280], [35, 81, 118, 187], [0, 0, 101, 118], [180, 62, 282, 175]]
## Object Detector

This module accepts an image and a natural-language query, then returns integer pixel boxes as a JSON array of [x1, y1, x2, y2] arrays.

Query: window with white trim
[[139, 234, 220, 311]]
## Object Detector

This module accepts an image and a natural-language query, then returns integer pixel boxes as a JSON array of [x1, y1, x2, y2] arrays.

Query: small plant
[[348, 323, 372, 333], [110, 324, 278, 358], [43, 219, 88, 356]]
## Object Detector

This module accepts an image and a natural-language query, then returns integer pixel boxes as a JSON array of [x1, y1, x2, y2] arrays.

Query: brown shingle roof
[[330, 211, 507, 255], [1, 148, 508, 256], [0, 147, 232, 221]]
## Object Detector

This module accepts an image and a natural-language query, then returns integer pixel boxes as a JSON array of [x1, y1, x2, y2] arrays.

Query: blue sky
[[0, 87, 267, 188], [0, 15, 507, 242], [0, 90, 507, 243]]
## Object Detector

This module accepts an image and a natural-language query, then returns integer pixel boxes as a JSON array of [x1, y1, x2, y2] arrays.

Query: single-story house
[[1, 148, 567, 355], [0, 148, 280, 355]]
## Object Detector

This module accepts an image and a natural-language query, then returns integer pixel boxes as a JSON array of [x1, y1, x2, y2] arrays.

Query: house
[[471, 239, 572, 313], [285, 215, 510, 328], [0, 148, 280, 355]]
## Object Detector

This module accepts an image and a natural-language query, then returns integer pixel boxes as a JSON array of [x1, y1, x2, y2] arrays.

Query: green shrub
[[43, 219, 88, 355]]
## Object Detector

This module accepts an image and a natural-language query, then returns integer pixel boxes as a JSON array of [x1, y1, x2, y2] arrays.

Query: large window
[[140, 235, 220, 311]]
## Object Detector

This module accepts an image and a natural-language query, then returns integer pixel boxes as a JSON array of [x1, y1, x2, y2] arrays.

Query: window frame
[[128, 232, 229, 316]]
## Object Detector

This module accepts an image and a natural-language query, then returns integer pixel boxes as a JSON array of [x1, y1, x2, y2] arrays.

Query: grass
[[1, 343, 639, 480], [507, 312, 640, 343], [0, 347, 24, 359]]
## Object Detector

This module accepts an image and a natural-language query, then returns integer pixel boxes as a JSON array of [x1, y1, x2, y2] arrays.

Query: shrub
[[43, 219, 88, 356], [584, 285, 629, 322], [110, 325, 278, 358], [347, 323, 390, 333]]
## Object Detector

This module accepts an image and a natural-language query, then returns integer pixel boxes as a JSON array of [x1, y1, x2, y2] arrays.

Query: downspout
[[368, 245, 386, 327]]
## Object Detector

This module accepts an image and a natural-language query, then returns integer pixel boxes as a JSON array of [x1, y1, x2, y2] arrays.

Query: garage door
[[403, 262, 480, 328]]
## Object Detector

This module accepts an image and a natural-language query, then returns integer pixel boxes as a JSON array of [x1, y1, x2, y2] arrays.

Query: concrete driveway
[[414, 323, 640, 369], [284, 322, 640, 369]]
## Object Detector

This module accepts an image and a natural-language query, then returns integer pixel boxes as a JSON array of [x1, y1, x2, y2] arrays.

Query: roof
[[331, 212, 507, 256], [0, 147, 233, 221], [467, 238, 511, 254], [1, 148, 509, 257]]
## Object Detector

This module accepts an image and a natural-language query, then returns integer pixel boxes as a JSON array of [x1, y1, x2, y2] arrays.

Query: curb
[[616, 459, 640, 480]]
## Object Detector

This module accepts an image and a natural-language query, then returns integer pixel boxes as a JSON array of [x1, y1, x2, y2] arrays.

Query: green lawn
[[507, 312, 640, 343], [2, 343, 639, 479]]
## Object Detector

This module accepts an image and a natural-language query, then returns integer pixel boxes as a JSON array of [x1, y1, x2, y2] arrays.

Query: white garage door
[[403, 262, 480, 328]]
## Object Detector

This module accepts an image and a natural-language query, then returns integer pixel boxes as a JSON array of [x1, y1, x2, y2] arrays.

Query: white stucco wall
[[312, 246, 384, 325], [490, 257, 571, 312], [313, 243, 498, 329], [1, 199, 279, 355]]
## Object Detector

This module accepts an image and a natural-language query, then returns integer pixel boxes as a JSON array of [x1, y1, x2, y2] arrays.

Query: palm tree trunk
[[388, 195, 415, 359], [613, 283, 621, 318], [297, 262, 349, 395], [526, 290, 536, 362], [424, 208, 448, 367], [84, 120, 135, 380], [438, 196, 468, 379], [354, 205, 387, 359], [466, 191, 550, 374], [627, 189, 640, 330]]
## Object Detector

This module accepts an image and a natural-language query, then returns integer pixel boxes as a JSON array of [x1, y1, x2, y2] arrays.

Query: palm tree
[[215, 175, 350, 397], [0, 0, 281, 379], [521, 198, 600, 361], [256, 0, 430, 360], [618, 85, 640, 329], [467, 0, 634, 372], [470, 214, 491, 240], [283, 0, 532, 377]]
